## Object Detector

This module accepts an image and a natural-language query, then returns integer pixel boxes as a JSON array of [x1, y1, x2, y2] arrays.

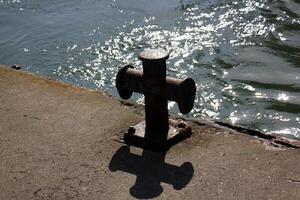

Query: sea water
[[0, 0, 299, 139]]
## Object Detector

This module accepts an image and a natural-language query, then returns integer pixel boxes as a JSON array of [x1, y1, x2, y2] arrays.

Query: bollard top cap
[[139, 49, 169, 62]]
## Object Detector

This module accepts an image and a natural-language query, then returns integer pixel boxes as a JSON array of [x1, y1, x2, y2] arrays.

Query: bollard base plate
[[123, 119, 192, 153]]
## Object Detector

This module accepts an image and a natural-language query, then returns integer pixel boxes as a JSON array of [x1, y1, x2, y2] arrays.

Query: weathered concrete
[[0, 65, 299, 200]]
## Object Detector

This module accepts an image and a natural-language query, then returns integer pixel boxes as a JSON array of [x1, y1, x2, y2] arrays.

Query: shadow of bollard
[[109, 146, 194, 199]]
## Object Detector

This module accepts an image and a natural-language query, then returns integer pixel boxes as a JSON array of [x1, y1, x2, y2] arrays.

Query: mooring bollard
[[116, 49, 196, 152]]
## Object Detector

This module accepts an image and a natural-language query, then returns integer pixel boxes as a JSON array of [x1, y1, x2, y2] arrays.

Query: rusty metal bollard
[[116, 49, 196, 152]]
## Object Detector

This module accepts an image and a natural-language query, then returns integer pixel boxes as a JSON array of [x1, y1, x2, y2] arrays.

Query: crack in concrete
[[214, 121, 300, 149], [9, 170, 30, 174], [286, 178, 300, 184]]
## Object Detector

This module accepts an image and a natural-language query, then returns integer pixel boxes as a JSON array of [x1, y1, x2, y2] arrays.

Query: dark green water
[[1, 0, 299, 139]]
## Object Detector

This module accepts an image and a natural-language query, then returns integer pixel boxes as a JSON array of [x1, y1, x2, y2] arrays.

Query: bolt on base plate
[[123, 119, 192, 153]]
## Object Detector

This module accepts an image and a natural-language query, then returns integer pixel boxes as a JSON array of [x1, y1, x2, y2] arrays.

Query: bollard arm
[[116, 65, 134, 100], [116, 65, 196, 114], [176, 78, 196, 114]]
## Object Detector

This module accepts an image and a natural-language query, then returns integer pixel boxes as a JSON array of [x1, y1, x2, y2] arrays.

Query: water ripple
[[1, 0, 300, 139]]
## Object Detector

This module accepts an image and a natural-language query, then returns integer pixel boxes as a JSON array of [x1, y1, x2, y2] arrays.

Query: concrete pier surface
[[0, 65, 299, 200]]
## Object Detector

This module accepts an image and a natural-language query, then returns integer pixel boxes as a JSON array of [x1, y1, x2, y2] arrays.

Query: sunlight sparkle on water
[[277, 93, 289, 101], [46, 0, 300, 139]]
